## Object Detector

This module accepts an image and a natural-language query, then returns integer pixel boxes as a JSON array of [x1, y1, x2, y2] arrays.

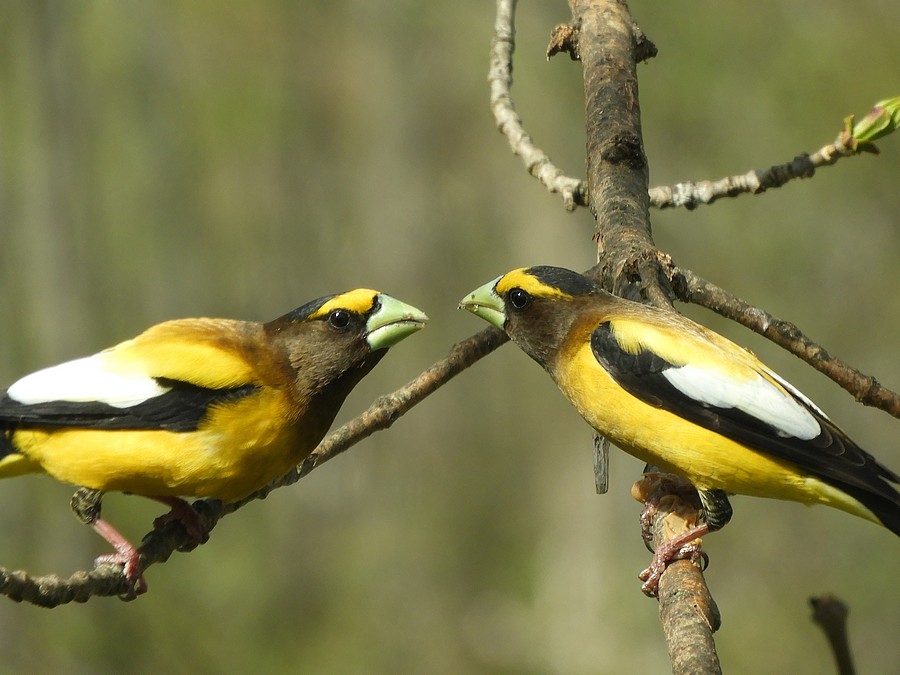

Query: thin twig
[[810, 595, 856, 675], [487, 117, 877, 213], [489, 0, 587, 211], [0, 327, 508, 607], [649, 133, 861, 210]]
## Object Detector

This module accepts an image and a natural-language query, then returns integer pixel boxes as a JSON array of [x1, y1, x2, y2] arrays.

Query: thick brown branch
[[670, 264, 900, 418], [0, 327, 508, 607], [571, 0, 670, 306], [570, 2, 718, 671]]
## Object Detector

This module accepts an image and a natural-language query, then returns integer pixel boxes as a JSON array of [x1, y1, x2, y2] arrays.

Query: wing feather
[[591, 320, 899, 500], [1, 319, 262, 432]]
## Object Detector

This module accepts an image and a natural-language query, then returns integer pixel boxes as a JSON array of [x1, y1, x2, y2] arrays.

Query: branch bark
[[568, 1, 720, 671], [649, 132, 868, 210]]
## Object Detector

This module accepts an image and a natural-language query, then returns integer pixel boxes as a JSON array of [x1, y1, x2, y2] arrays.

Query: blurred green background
[[1, 1, 898, 672]]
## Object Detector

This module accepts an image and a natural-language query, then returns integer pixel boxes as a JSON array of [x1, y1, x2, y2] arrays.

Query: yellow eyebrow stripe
[[309, 289, 379, 319], [495, 269, 573, 299]]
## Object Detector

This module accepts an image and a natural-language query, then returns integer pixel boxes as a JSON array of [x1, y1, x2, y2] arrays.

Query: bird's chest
[[193, 391, 309, 501], [552, 345, 659, 455], [550, 343, 725, 479]]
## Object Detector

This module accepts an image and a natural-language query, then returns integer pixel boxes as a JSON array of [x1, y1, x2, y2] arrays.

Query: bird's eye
[[328, 310, 351, 329], [508, 288, 532, 310]]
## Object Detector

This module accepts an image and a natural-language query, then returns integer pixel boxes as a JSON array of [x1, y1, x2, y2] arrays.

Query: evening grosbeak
[[461, 266, 899, 592], [0, 289, 427, 597]]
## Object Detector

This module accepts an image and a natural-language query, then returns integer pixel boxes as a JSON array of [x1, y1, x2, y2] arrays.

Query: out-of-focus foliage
[[0, 1, 897, 672]]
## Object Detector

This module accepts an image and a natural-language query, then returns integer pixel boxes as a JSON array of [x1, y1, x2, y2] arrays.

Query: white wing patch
[[7, 353, 170, 408], [763, 367, 829, 419], [662, 364, 821, 440]]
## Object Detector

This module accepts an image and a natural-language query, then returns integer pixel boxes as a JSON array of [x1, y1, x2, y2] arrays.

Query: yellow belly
[[5, 391, 308, 503]]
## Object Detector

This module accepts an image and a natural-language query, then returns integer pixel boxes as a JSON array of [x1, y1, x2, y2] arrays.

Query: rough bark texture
[[570, 0, 669, 308], [570, 2, 721, 671]]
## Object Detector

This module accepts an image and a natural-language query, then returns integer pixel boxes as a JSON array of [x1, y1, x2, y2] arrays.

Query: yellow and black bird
[[461, 266, 899, 591], [0, 289, 427, 596]]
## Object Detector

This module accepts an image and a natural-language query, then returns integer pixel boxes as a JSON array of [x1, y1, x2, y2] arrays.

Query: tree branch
[[0, 327, 508, 607], [499, 11, 893, 216], [571, 0, 667, 300], [298, 326, 508, 474], [649, 131, 867, 210], [489, 0, 587, 211], [568, 1, 719, 671], [633, 474, 722, 674]]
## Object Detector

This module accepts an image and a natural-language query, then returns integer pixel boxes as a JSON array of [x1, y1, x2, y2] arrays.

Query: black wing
[[0, 379, 258, 433], [591, 322, 900, 533]]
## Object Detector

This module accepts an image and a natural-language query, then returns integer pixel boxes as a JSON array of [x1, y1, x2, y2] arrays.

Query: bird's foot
[[90, 517, 148, 600], [638, 523, 708, 597], [151, 496, 210, 551], [635, 472, 702, 552], [633, 473, 709, 597], [95, 549, 148, 600]]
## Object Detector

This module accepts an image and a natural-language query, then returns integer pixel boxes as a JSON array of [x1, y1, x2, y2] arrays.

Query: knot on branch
[[547, 23, 580, 61], [600, 132, 646, 170]]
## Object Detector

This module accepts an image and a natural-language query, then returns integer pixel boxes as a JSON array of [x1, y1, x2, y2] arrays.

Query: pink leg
[[71, 489, 209, 598], [150, 496, 210, 549], [634, 474, 709, 597], [638, 522, 709, 596], [90, 517, 147, 599]]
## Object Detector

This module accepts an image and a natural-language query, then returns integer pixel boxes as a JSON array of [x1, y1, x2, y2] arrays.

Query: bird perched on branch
[[461, 266, 899, 593], [0, 289, 427, 597]]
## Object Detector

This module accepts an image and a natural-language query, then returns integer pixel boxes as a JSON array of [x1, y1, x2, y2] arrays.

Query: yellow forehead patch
[[310, 288, 379, 318], [495, 268, 573, 300]]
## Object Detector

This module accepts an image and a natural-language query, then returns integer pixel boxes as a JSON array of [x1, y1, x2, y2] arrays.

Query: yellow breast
[[11, 388, 307, 503]]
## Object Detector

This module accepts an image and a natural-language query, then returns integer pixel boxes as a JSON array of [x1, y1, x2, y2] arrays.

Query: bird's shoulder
[[601, 306, 761, 379], [105, 318, 268, 390]]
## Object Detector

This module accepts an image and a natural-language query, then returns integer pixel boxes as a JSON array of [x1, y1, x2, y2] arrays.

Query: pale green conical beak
[[366, 295, 428, 350], [458, 276, 506, 329]]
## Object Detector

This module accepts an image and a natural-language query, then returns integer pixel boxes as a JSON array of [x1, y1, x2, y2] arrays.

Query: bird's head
[[266, 289, 427, 401], [459, 266, 600, 368]]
